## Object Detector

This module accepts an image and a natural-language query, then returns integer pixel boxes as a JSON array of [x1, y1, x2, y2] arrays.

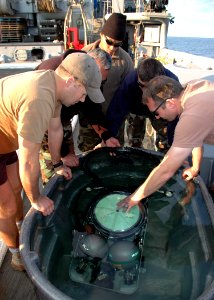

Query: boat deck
[[0, 251, 38, 300], [0, 181, 39, 300]]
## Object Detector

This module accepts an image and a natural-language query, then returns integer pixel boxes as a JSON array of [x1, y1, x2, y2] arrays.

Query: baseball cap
[[61, 52, 105, 103]]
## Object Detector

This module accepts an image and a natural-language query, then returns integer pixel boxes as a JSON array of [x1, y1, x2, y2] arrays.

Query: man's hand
[[105, 137, 121, 147], [93, 137, 121, 149], [31, 195, 54, 216], [54, 164, 72, 180], [182, 166, 199, 181], [117, 194, 140, 212], [62, 153, 79, 167], [93, 141, 105, 149]]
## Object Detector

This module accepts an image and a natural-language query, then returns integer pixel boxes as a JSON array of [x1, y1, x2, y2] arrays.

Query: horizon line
[[168, 35, 214, 39]]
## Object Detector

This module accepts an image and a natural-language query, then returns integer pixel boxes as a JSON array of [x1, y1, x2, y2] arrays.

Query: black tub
[[20, 147, 214, 300]]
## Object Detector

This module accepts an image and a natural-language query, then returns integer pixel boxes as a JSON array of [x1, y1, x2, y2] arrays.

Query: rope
[[79, 2, 88, 45], [63, 5, 72, 49], [37, 0, 55, 13]]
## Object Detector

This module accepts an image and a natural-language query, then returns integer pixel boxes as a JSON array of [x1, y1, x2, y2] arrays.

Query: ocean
[[167, 37, 214, 59]]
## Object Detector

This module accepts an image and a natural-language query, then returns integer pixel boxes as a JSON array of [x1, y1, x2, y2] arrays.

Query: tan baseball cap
[[61, 52, 105, 103]]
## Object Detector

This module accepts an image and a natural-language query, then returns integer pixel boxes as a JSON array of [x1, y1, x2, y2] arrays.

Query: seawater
[[167, 37, 214, 59]]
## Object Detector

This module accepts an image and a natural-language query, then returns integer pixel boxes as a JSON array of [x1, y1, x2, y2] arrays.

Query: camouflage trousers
[[78, 124, 102, 152], [39, 151, 54, 185], [123, 113, 169, 152], [78, 113, 169, 153], [39, 122, 74, 184]]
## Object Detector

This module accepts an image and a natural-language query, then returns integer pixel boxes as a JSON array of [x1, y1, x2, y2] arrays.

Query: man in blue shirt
[[105, 58, 179, 152]]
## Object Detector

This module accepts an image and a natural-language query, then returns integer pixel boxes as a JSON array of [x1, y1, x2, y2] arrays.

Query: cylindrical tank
[[20, 148, 214, 300]]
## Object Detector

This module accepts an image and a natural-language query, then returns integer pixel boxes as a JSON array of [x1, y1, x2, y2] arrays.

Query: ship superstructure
[[0, 0, 172, 64]]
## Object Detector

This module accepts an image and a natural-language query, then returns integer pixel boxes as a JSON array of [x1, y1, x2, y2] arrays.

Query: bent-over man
[[118, 76, 209, 211], [0, 53, 103, 270]]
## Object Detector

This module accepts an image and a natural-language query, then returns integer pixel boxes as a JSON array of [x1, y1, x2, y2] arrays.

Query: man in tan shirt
[[0, 53, 103, 271], [118, 76, 212, 211]]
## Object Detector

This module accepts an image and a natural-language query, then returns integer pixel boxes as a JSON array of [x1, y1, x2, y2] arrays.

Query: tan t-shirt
[[172, 79, 214, 148], [0, 70, 61, 154]]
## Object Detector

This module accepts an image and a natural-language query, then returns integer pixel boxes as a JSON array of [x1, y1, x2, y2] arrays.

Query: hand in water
[[117, 195, 140, 213]]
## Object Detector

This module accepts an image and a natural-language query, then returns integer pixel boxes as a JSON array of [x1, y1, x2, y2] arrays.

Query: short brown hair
[[137, 58, 165, 82], [142, 75, 184, 104]]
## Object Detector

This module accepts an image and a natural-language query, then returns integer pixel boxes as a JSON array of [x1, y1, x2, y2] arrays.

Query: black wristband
[[53, 160, 63, 169], [101, 131, 112, 142]]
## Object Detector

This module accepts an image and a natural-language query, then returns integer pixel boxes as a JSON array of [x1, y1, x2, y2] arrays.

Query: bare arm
[[18, 136, 54, 216], [48, 117, 63, 164], [61, 139, 79, 167], [182, 146, 203, 180], [118, 146, 192, 211]]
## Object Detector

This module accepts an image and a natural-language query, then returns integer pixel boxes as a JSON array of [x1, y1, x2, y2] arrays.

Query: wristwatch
[[53, 160, 63, 169]]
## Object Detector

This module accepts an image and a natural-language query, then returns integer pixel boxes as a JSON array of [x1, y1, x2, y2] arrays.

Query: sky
[[167, 0, 214, 38]]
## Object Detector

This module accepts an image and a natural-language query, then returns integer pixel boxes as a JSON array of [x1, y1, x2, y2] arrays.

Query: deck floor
[[0, 251, 38, 300], [0, 190, 39, 300]]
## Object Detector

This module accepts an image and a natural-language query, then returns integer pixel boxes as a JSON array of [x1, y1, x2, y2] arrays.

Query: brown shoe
[[11, 252, 25, 271]]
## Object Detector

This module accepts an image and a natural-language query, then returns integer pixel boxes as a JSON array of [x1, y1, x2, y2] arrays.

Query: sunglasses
[[137, 80, 145, 89], [105, 36, 123, 47], [151, 98, 168, 117]]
